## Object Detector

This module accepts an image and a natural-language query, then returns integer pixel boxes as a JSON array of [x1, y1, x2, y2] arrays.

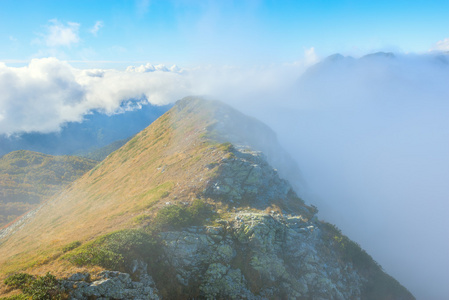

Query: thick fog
[[230, 53, 449, 300], [1, 52, 448, 299]]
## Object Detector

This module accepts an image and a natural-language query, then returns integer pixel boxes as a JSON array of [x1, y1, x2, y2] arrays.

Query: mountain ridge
[[0, 97, 414, 299]]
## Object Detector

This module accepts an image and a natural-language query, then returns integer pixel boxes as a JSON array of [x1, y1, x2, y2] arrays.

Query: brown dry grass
[[0, 98, 229, 284]]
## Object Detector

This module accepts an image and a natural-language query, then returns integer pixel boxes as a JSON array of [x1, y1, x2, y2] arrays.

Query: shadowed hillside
[[0, 103, 171, 157], [0, 151, 97, 228]]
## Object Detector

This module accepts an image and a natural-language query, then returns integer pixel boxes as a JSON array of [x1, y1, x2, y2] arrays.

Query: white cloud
[[43, 19, 80, 47], [431, 37, 449, 52], [0, 57, 309, 136], [126, 63, 182, 73], [90, 21, 104, 36], [304, 47, 319, 66], [0, 58, 191, 135]]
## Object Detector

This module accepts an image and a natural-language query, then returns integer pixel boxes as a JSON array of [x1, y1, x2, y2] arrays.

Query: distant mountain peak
[[325, 53, 347, 61], [361, 51, 396, 59]]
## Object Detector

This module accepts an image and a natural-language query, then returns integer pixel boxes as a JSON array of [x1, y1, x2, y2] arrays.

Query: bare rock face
[[61, 263, 160, 300], [205, 148, 289, 204], [160, 212, 363, 300], [204, 146, 313, 216]]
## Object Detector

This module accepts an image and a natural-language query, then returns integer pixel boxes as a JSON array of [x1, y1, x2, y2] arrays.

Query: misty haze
[[0, 1, 448, 300]]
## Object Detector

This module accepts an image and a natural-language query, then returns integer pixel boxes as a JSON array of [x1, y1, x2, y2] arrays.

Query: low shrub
[[154, 205, 189, 229], [65, 229, 158, 271], [61, 241, 81, 253], [133, 214, 151, 225], [67, 246, 123, 270], [4, 273, 34, 289], [154, 199, 216, 230], [4, 272, 62, 300], [22, 273, 61, 300]]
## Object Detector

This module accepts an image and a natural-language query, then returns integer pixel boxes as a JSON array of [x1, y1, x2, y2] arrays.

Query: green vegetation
[[133, 214, 151, 225], [62, 229, 183, 299], [61, 241, 81, 253], [154, 199, 216, 230], [63, 200, 216, 271], [65, 229, 158, 271], [218, 142, 233, 152], [4, 274, 34, 289], [0, 150, 97, 227], [133, 181, 174, 210], [3, 273, 63, 300]]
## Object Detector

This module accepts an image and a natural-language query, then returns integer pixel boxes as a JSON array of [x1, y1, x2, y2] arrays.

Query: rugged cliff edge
[[0, 97, 414, 299]]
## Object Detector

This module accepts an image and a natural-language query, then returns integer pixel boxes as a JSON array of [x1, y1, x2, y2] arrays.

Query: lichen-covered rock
[[204, 148, 308, 216], [61, 266, 159, 300], [159, 212, 365, 299], [199, 263, 256, 299]]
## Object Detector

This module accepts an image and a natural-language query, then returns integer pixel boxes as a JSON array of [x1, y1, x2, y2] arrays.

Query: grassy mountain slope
[[0, 98, 234, 274], [0, 151, 97, 228], [78, 136, 133, 161], [0, 97, 414, 299]]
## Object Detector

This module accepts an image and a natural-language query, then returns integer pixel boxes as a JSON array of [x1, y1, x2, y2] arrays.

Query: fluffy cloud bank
[[0, 58, 193, 135], [0, 57, 305, 136]]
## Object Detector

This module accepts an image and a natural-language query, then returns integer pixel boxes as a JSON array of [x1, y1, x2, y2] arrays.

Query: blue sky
[[0, 2, 449, 299], [1, 0, 448, 67]]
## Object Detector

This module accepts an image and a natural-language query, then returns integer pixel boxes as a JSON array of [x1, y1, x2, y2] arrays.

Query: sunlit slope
[[0, 97, 258, 273], [0, 151, 97, 227], [0, 97, 414, 299]]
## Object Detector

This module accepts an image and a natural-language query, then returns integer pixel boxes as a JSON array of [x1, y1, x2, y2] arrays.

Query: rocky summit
[[0, 97, 414, 299]]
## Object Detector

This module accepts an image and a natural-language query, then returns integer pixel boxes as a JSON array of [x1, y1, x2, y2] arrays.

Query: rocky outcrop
[[205, 146, 313, 216], [204, 99, 306, 193], [160, 212, 363, 299], [61, 262, 159, 300]]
